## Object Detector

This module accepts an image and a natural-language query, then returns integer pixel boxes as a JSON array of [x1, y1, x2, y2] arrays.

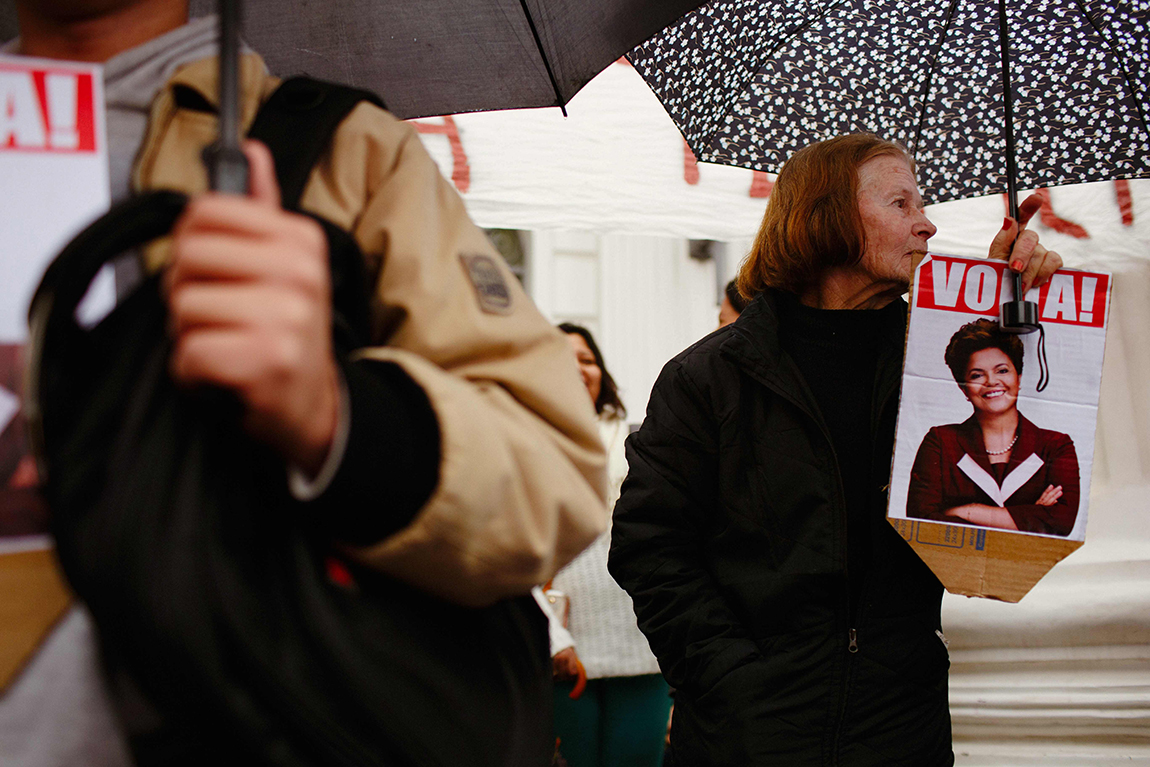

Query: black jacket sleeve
[[301, 358, 440, 546], [607, 358, 761, 695]]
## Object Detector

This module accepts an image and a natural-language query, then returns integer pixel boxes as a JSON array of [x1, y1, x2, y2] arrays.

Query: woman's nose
[[916, 211, 938, 240]]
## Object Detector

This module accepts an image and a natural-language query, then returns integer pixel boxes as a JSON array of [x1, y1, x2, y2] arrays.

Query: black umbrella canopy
[[629, 0, 1150, 205], [184, 0, 707, 119]]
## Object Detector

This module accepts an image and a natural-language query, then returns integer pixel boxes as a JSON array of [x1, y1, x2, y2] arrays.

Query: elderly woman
[[608, 134, 1062, 766], [907, 319, 1079, 536]]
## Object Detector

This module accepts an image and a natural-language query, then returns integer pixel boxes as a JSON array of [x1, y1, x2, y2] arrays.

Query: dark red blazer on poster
[[907, 413, 1080, 537]]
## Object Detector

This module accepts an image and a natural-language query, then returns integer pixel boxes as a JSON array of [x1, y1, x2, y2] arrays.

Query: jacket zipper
[[723, 328, 902, 766], [829, 383, 898, 764], [750, 377, 859, 767]]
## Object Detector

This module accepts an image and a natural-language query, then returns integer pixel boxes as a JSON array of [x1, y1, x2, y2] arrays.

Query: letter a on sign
[[1042, 274, 1078, 322], [0, 71, 47, 149], [0, 62, 97, 152]]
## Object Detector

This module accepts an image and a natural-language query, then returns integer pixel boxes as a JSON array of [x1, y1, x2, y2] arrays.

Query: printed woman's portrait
[[906, 318, 1080, 536]]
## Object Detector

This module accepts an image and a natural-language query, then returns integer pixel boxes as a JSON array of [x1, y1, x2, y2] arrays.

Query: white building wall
[[531, 230, 719, 424]]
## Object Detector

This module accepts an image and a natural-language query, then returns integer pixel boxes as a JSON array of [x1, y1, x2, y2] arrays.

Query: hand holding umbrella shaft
[[986, 192, 1063, 294], [165, 140, 339, 477]]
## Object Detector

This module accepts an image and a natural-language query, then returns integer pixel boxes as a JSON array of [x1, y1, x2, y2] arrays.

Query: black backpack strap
[[247, 77, 385, 211], [246, 76, 383, 351]]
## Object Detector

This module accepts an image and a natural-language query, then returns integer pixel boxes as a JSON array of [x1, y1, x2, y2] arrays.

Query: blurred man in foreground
[[1, 0, 606, 763]]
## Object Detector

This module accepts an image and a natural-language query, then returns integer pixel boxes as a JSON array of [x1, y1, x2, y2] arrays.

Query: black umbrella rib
[[910, 0, 961, 167], [518, 0, 568, 116], [1071, 0, 1149, 139]]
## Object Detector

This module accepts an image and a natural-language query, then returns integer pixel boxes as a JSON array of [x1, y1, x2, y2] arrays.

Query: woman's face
[[962, 347, 1020, 416], [566, 332, 602, 408], [855, 155, 938, 289]]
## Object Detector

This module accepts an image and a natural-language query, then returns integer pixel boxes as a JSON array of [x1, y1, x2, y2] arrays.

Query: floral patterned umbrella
[[628, 0, 1150, 206]]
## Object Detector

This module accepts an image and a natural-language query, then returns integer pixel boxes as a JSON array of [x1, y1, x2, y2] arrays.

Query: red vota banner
[[0, 64, 97, 153], [916, 255, 1109, 329]]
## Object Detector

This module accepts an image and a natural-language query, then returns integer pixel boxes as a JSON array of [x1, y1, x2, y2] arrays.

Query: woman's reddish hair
[[737, 134, 913, 298]]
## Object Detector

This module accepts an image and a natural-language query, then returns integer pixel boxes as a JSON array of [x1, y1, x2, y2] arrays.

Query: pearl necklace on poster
[[985, 434, 1020, 456]]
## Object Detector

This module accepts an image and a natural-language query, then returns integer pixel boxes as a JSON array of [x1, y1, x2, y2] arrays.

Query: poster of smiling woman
[[887, 254, 1112, 600]]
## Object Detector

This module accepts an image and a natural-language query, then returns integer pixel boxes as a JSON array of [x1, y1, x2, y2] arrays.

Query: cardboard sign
[[0, 54, 108, 557], [887, 254, 1112, 602], [1, 54, 109, 342]]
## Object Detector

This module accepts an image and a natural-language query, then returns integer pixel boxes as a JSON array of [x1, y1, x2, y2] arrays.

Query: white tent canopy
[[420, 61, 1149, 271]]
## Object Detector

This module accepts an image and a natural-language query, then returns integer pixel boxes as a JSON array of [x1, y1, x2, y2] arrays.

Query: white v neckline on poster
[[956, 453, 1044, 507]]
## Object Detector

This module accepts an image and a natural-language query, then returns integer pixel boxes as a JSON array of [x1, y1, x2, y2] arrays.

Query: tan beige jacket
[[136, 55, 607, 606]]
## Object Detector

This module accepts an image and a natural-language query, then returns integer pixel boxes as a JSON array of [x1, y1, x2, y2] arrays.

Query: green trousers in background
[[553, 673, 672, 767]]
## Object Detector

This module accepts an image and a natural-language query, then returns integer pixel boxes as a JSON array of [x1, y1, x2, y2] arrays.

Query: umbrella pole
[[203, 0, 249, 194], [996, 0, 1039, 335], [997, 0, 1020, 223]]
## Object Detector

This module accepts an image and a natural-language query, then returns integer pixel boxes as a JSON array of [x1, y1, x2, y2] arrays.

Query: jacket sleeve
[[607, 358, 761, 695], [298, 103, 608, 606], [906, 428, 949, 522], [1006, 434, 1080, 536]]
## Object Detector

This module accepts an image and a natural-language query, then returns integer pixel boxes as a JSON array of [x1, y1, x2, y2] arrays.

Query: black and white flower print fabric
[[629, 0, 1150, 204]]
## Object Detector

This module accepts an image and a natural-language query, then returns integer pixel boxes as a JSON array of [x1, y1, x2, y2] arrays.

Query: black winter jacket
[[608, 291, 953, 766]]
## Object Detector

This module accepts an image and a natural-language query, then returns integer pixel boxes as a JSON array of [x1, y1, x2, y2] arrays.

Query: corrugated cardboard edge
[[0, 548, 73, 691], [887, 518, 1082, 602], [887, 253, 1084, 603]]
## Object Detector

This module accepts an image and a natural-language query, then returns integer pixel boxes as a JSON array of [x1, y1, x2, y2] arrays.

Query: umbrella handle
[[204, 0, 249, 194], [203, 143, 249, 195], [1000, 272, 1038, 333]]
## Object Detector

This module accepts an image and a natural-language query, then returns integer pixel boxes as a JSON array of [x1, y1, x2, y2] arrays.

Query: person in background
[[609, 133, 1062, 766], [1, 1, 606, 764], [548, 323, 671, 767], [718, 278, 748, 327]]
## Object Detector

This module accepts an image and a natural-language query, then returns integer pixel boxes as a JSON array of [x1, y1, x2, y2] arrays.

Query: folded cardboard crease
[[887, 518, 1082, 602]]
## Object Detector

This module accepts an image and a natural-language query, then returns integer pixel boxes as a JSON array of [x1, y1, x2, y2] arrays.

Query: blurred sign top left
[[0, 54, 108, 342], [0, 53, 108, 551], [1, 61, 98, 152]]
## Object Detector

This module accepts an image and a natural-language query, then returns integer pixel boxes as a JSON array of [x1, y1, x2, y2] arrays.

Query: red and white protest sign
[[915, 255, 1110, 328], [0, 54, 108, 344], [1, 55, 108, 553], [889, 253, 1112, 548], [0, 62, 98, 153]]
